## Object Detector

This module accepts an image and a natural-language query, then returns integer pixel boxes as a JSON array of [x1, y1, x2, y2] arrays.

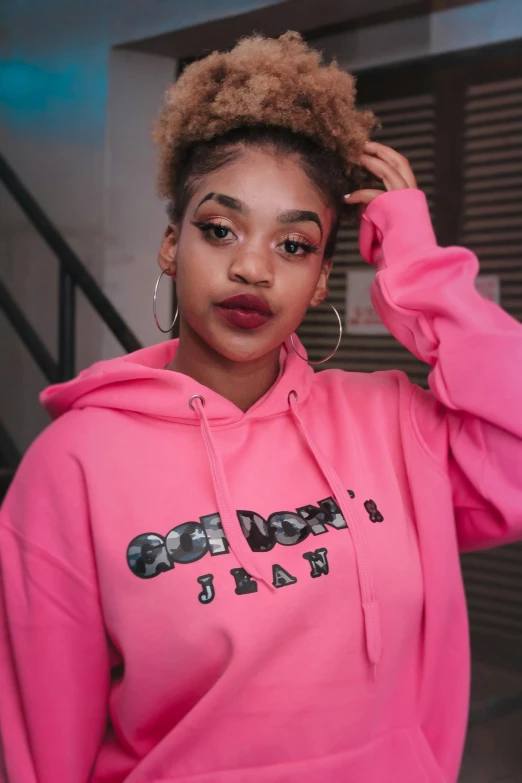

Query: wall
[[103, 49, 176, 359]]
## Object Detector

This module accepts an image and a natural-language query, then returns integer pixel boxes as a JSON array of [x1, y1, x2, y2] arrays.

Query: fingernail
[[344, 194, 351, 201]]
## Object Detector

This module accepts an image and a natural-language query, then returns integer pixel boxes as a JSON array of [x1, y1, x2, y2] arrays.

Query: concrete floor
[[459, 663, 522, 783]]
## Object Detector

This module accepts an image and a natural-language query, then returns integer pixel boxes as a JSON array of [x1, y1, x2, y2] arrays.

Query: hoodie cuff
[[358, 189, 438, 270]]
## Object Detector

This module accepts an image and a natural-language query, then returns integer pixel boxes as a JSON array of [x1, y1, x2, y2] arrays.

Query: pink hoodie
[[1, 190, 521, 783]]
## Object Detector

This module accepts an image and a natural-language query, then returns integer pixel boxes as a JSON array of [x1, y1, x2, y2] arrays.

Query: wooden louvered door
[[457, 69, 522, 666], [460, 74, 522, 324]]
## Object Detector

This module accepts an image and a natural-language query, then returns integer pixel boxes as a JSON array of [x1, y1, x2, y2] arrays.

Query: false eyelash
[[284, 238, 320, 255], [192, 220, 229, 232], [192, 221, 223, 231], [296, 241, 320, 254]]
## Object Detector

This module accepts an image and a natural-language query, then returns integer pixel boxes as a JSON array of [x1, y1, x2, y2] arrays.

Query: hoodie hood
[[41, 338, 315, 425]]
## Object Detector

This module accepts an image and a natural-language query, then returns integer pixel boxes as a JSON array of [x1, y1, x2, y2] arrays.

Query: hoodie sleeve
[[0, 416, 110, 783], [359, 189, 522, 551]]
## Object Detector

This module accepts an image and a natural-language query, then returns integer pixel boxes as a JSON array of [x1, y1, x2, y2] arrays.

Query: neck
[[168, 322, 281, 412]]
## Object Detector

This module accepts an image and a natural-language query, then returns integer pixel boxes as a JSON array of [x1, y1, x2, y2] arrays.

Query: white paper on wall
[[345, 269, 388, 335], [346, 270, 501, 336], [475, 275, 500, 305]]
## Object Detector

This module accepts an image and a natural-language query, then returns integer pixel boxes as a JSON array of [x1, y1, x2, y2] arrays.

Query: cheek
[[278, 260, 323, 304], [175, 242, 223, 315], [270, 273, 319, 333]]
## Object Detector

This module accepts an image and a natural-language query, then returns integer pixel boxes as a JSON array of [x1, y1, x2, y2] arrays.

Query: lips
[[216, 294, 273, 330]]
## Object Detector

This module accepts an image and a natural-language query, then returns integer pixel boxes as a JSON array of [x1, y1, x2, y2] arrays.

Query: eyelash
[[192, 221, 319, 256], [193, 221, 233, 243]]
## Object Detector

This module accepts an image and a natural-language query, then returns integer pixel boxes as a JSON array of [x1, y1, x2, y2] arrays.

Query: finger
[[360, 154, 408, 191], [365, 141, 405, 168], [345, 189, 385, 205], [364, 142, 417, 189], [361, 153, 407, 189]]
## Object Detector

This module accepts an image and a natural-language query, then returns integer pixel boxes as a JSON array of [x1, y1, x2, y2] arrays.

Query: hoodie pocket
[[148, 725, 446, 783]]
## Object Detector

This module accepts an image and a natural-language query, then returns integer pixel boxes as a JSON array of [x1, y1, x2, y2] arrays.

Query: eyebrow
[[278, 210, 323, 238], [196, 194, 323, 238], [196, 192, 247, 213]]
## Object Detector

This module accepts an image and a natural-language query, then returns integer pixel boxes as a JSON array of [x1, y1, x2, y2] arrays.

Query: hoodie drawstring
[[288, 391, 382, 671], [190, 395, 275, 592], [190, 391, 381, 671]]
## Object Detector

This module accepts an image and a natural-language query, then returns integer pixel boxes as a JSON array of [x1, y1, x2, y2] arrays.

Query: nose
[[228, 244, 274, 288]]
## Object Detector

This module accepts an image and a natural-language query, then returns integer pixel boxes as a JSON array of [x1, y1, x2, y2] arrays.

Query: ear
[[310, 260, 332, 307], [158, 224, 179, 277]]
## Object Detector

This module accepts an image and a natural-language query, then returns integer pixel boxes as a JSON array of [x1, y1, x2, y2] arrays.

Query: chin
[[219, 337, 279, 363], [206, 326, 284, 364]]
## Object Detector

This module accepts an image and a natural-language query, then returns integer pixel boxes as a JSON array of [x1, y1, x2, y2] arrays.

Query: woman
[[1, 32, 521, 783]]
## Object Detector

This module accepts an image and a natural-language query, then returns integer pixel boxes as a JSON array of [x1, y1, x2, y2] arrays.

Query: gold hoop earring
[[290, 303, 342, 365], [153, 271, 178, 334]]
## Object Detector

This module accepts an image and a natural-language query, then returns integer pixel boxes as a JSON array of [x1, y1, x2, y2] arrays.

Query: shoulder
[[312, 369, 449, 462], [311, 368, 415, 407], [2, 409, 101, 517], [17, 408, 96, 467], [1, 410, 103, 590], [26, 403, 134, 466], [307, 369, 450, 468]]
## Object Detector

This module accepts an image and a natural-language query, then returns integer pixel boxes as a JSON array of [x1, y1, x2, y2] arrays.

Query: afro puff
[[153, 31, 377, 200]]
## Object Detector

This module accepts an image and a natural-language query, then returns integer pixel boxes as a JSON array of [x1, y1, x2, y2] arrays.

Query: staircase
[[0, 152, 142, 502]]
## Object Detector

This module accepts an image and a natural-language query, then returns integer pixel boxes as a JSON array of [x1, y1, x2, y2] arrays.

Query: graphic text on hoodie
[[126, 490, 384, 600]]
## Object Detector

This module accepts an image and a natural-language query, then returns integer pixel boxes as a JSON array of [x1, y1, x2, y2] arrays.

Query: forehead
[[190, 147, 332, 219]]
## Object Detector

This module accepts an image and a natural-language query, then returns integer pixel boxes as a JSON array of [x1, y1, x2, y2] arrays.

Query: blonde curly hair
[[154, 31, 377, 201]]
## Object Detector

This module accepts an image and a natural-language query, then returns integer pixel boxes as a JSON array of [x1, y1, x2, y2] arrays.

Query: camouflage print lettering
[[230, 568, 258, 595], [268, 512, 310, 547], [127, 490, 359, 581], [197, 574, 215, 604], [272, 564, 298, 588], [296, 497, 348, 535], [303, 548, 330, 578], [364, 500, 384, 523], [126, 533, 172, 579], [200, 512, 229, 556], [237, 510, 276, 552], [166, 522, 209, 564]]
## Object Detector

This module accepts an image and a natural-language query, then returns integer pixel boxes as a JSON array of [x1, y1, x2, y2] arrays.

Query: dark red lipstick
[[216, 294, 273, 330]]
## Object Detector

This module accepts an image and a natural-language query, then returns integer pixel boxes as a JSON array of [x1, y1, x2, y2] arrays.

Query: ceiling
[[120, 0, 428, 59]]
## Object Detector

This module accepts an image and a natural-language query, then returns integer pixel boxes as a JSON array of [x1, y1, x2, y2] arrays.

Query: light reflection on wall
[[0, 57, 107, 138]]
